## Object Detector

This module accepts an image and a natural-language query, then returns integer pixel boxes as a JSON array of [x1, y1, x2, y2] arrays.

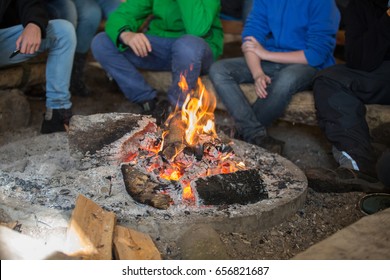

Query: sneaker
[[249, 134, 285, 155], [41, 108, 72, 134], [305, 167, 387, 193]]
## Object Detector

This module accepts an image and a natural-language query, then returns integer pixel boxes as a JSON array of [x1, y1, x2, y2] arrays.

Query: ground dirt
[[1, 53, 386, 260]]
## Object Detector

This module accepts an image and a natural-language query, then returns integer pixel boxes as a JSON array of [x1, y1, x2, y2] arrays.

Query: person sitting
[[45, 0, 122, 97], [208, 0, 340, 154], [90, 0, 223, 122], [307, 0, 390, 192], [0, 0, 76, 134]]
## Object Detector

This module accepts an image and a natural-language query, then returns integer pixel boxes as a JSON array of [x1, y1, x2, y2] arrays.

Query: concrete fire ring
[[0, 113, 307, 242]]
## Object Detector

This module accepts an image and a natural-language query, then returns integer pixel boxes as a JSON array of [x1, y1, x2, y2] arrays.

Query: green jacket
[[105, 0, 223, 60]]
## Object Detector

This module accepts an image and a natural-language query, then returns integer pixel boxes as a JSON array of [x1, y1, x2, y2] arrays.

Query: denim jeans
[[209, 57, 317, 141], [0, 19, 76, 109], [46, 0, 121, 54], [91, 32, 214, 106]]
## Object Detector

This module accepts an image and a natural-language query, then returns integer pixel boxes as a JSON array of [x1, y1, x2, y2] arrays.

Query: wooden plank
[[113, 225, 161, 260], [65, 194, 116, 260]]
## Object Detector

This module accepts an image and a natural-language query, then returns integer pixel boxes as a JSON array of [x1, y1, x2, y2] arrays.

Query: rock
[[177, 224, 229, 260], [0, 89, 31, 133]]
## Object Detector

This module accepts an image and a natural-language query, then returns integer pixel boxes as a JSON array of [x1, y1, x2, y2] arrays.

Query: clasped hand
[[120, 31, 152, 57], [16, 23, 41, 55]]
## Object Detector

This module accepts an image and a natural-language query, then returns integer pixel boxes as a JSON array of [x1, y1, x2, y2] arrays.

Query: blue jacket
[[242, 0, 340, 69]]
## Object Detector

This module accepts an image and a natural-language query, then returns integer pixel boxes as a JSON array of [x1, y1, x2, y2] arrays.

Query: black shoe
[[139, 98, 172, 125], [139, 98, 157, 115], [249, 134, 285, 155], [41, 108, 72, 134], [152, 99, 173, 125], [305, 167, 387, 193]]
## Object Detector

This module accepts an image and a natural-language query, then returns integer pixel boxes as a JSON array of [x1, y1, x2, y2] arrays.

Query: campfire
[[120, 74, 268, 209]]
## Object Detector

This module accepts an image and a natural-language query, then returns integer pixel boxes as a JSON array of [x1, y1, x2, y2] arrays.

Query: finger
[[130, 43, 141, 56], [19, 41, 28, 54], [15, 37, 22, 51], [33, 41, 41, 53], [138, 41, 149, 57], [140, 34, 152, 52], [139, 41, 149, 57], [135, 38, 149, 56]]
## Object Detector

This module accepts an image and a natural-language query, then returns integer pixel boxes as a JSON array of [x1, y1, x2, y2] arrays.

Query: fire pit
[[0, 77, 307, 242], [115, 76, 270, 210]]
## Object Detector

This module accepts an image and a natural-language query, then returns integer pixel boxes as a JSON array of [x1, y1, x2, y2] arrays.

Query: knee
[[91, 32, 112, 60], [209, 60, 230, 81], [48, 19, 77, 47], [172, 35, 207, 60], [79, 3, 102, 27]]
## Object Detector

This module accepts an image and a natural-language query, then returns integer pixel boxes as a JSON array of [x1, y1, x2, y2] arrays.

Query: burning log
[[121, 164, 172, 210], [194, 169, 268, 205], [161, 114, 187, 161]]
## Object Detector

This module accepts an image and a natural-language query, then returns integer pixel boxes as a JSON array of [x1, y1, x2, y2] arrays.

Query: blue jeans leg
[[0, 20, 76, 109], [253, 62, 317, 126], [169, 35, 214, 107], [46, 0, 77, 27], [209, 57, 266, 141], [91, 33, 173, 104], [72, 0, 102, 53], [41, 20, 76, 109]]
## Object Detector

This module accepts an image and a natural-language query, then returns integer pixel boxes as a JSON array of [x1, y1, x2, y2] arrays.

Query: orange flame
[[179, 75, 217, 146]]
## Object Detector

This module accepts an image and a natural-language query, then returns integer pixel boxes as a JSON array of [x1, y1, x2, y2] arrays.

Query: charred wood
[[121, 164, 172, 210], [194, 169, 268, 205]]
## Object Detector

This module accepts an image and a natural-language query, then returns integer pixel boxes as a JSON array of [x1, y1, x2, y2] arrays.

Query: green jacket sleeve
[[105, 0, 152, 51], [176, 0, 220, 36]]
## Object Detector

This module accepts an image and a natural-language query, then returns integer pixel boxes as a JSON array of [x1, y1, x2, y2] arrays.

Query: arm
[[302, 0, 340, 68], [16, 0, 48, 37], [105, 0, 152, 50], [244, 47, 271, 99], [242, 36, 308, 64], [344, 0, 390, 71], [176, 0, 220, 36]]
